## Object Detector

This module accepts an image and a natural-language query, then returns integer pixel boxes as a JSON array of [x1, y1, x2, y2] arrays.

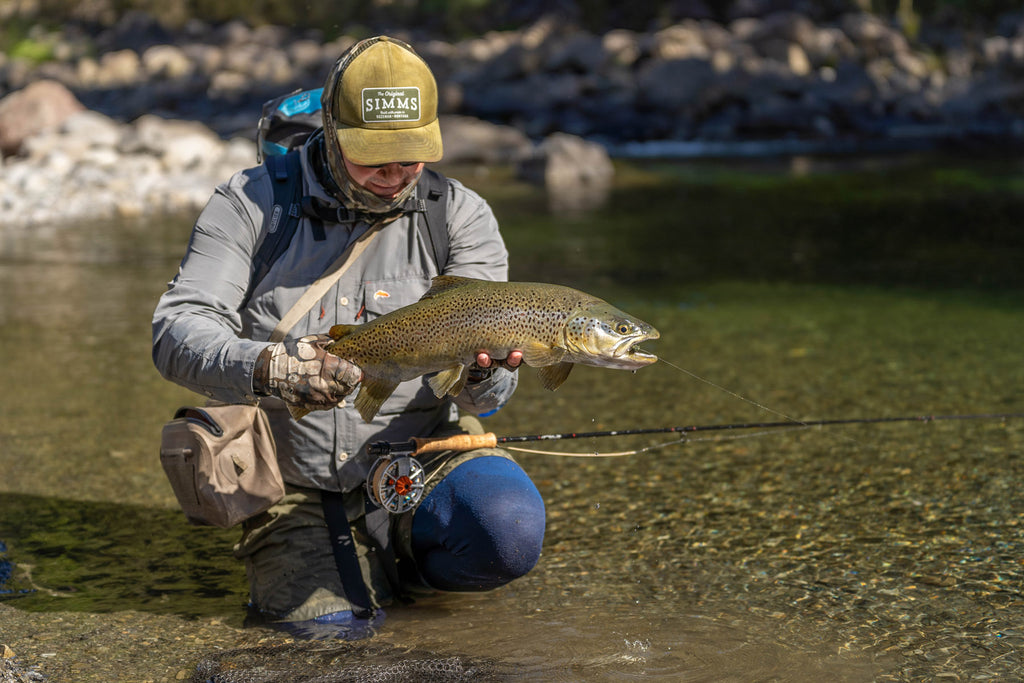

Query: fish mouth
[[613, 329, 660, 367]]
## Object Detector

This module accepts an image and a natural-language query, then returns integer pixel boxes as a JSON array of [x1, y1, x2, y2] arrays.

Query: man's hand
[[255, 334, 362, 412], [467, 350, 523, 383], [475, 350, 523, 370]]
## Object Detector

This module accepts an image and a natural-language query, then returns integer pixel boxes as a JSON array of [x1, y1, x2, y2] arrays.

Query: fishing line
[[657, 356, 808, 427], [504, 429, 790, 457], [655, 356, 885, 450]]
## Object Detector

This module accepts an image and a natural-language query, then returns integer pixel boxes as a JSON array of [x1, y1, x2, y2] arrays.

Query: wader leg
[[399, 415, 546, 592]]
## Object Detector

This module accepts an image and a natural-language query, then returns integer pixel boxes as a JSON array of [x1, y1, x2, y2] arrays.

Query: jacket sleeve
[[151, 169, 271, 403], [441, 178, 519, 415]]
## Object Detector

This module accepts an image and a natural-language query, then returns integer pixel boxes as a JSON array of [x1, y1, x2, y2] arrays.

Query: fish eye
[[616, 322, 633, 335]]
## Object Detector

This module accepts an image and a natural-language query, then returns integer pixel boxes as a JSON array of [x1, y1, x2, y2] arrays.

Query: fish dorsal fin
[[328, 324, 359, 340], [427, 364, 469, 398], [537, 362, 573, 391], [419, 275, 476, 301], [354, 376, 401, 423], [520, 340, 566, 367]]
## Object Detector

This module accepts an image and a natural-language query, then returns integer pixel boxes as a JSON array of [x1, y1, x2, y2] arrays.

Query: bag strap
[[320, 490, 376, 618], [268, 222, 383, 343], [321, 490, 403, 617]]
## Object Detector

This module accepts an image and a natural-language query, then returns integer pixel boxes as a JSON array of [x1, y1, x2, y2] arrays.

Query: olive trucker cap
[[322, 36, 443, 166]]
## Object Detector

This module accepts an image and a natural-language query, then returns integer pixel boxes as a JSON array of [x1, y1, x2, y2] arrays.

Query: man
[[153, 36, 545, 637]]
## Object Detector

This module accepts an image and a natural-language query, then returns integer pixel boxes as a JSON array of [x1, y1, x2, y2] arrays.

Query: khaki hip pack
[[160, 405, 284, 528]]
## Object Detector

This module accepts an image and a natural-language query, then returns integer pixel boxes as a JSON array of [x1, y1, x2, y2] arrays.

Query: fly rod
[[363, 412, 1024, 514], [368, 412, 1024, 458]]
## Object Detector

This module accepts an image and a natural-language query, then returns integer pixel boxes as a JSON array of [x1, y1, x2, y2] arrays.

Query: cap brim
[[334, 119, 443, 166]]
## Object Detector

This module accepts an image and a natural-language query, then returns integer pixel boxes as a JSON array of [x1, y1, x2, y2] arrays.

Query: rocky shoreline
[[1, 8, 1023, 228]]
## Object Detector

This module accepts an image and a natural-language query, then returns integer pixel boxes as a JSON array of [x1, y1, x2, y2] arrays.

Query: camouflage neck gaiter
[[317, 132, 421, 225]]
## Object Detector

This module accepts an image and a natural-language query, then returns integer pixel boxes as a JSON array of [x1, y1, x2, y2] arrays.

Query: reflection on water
[[1, 156, 1023, 681]]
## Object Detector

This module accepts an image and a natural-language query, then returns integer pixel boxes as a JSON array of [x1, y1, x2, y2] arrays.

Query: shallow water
[[1, 156, 1023, 681]]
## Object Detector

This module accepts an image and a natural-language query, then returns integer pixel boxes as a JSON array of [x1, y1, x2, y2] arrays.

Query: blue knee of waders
[[411, 456, 545, 591]]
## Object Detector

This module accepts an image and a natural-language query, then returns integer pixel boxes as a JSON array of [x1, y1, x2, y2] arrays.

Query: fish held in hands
[[314, 275, 659, 422]]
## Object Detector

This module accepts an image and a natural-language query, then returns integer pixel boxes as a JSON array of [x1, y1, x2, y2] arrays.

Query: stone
[[142, 45, 194, 80], [516, 132, 614, 212], [0, 79, 85, 156], [97, 49, 143, 87], [439, 115, 534, 165], [517, 132, 612, 186]]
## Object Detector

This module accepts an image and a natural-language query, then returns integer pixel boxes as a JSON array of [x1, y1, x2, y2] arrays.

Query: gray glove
[[255, 334, 361, 417]]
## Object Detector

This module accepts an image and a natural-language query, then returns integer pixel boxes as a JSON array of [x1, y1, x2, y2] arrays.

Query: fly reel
[[365, 455, 425, 514]]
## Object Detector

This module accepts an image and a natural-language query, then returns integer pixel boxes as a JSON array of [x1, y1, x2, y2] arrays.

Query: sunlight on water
[[1, 157, 1023, 681]]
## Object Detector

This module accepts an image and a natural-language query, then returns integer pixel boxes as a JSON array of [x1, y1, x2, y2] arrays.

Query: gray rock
[[0, 79, 85, 156], [439, 115, 534, 165], [516, 132, 613, 212], [142, 44, 194, 80]]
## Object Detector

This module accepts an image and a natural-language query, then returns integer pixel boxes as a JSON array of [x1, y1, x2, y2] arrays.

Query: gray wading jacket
[[152, 141, 517, 492]]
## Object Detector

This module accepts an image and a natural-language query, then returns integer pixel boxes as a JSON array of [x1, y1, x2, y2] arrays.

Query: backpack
[[244, 88, 449, 307]]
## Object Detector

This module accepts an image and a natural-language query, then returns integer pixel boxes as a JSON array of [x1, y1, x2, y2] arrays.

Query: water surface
[[1, 155, 1022, 681]]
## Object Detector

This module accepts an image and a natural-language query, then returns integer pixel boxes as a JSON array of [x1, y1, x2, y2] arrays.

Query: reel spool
[[365, 455, 425, 514]]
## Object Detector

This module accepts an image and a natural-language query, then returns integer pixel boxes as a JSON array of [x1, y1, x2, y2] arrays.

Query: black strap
[[417, 169, 449, 273], [321, 490, 404, 618], [242, 150, 305, 308], [320, 490, 376, 618]]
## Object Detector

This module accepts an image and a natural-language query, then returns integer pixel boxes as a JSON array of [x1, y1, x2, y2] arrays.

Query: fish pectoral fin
[[354, 376, 401, 423], [328, 324, 359, 340], [520, 341, 566, 367], [419, 275, 475, 301], [536, 362, 574, 391], [427, 364, 469, 398]]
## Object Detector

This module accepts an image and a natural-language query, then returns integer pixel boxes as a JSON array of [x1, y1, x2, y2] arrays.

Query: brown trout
[[319, 275, 660, 422]]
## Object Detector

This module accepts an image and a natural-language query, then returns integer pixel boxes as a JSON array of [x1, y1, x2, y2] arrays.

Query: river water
[[1, 155, 1023, 681]]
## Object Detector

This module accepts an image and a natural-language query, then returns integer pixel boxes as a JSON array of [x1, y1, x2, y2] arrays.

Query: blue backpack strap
[[417, 168, 449, 272], [242, 150, 304, 308]]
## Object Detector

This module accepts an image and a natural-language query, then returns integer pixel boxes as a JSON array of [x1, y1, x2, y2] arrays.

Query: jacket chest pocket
[[360, 276, 431, 321]]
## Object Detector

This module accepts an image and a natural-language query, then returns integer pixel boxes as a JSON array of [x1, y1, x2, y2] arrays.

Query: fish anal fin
[[419, 275, 476, 301], [427, 364, 468, 398], [354, 376, 401, 423], [537, 362, 574, 391], [520, 341, 566, 367], [328, 324, 359, 340]]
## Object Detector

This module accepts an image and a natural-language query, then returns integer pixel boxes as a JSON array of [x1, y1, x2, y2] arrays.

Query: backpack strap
[[416, 169, 449, 273], [241, 156, 450, 309], [242, 150, 304, 308]]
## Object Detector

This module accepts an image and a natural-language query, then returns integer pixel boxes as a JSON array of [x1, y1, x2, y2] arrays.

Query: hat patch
[[362, 87, 421, 123]]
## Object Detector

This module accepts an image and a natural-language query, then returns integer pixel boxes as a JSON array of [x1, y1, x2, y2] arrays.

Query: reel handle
[[411, 433, 498, 455]]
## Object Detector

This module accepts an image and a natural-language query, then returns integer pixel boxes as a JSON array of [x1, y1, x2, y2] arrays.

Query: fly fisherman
[[152, 36, 545, 637]]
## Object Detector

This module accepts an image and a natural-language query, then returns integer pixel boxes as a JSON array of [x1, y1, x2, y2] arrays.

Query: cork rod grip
[[411, 433, 499, 455]]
